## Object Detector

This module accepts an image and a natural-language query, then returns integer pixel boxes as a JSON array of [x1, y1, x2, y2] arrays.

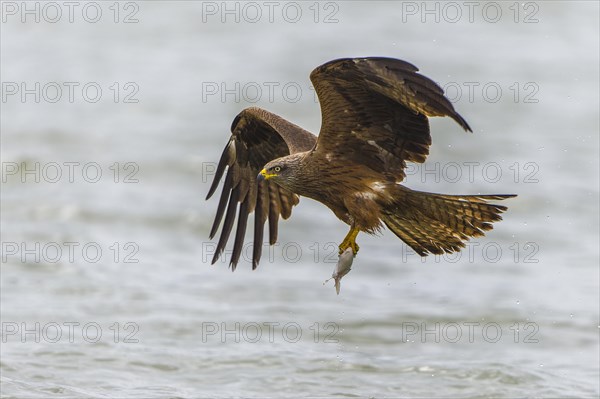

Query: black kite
[[206, 57, 516, 269]]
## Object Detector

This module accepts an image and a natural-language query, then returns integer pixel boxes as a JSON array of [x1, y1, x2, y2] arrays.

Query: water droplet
[[516, 300, 520, 305]]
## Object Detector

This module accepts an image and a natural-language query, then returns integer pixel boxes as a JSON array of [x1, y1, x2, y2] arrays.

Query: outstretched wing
[[206, 107, 316, 269], [310, 57, 471, 181]]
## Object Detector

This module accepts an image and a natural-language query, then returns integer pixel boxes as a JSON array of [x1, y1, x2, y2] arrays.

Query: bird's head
[[257, 154, 304, 188]]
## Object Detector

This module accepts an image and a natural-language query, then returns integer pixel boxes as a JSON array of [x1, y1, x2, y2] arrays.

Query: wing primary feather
[[209, 170, 234, 239], [211, 185, 241, 264], [230, 199, 250, 270], [206, 140, 235, 200], [278, 185, 294, 219], [268, 183, 281, 245], [365, 57, 419, 73], [450, 112, 472, 132], [252, 181, 268, 269]]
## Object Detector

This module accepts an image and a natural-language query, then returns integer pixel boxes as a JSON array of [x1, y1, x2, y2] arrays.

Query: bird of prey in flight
[[206, 57, 516, 270]]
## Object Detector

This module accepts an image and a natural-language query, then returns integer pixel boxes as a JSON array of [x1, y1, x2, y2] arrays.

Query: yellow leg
[[339, 227, 360, 255]]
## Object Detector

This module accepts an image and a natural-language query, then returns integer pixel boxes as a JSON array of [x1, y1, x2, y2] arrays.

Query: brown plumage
[[206, 57, 516, 270]]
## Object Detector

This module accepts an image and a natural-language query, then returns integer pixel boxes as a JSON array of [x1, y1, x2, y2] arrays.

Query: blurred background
[[1, 1, 598, 397]]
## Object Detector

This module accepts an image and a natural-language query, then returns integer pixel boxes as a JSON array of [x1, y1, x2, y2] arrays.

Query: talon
[[338, 227, 360, 255], [338, 241, 359, 255]]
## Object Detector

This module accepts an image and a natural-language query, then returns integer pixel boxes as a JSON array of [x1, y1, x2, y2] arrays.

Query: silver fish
[[324, 247, 355, 295]]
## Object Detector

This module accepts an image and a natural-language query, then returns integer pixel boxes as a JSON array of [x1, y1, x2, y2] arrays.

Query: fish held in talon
[[324, 247, 355, 295]]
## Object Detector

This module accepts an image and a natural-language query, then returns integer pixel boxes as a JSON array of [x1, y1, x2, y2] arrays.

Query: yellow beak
[[257, 168, 277, 181]]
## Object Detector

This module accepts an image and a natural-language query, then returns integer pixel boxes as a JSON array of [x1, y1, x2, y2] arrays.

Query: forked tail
[[382, 187, 516, 256]]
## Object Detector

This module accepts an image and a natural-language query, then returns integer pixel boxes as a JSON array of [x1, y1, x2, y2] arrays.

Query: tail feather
[[413, 193, 510, 237], [382, 187, 515, 256]]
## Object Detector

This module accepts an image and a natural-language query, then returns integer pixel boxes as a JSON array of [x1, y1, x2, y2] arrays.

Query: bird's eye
[[274, 166, 281, 172]]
